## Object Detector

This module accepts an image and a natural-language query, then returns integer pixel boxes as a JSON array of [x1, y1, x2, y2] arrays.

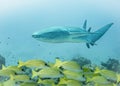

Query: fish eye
[[45, 63, 49, 66], [21, 68, 25, 71], [59, 66, 64, 70], [90, 69, 94, 72], [15, 72, 17, 75], [21, 66, 26, 71], [59, 71, 64, 75], [82, 74, 85, 77]]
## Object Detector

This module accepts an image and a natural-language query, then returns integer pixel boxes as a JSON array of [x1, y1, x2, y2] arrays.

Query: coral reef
[[71, 56, 91, 66], [101, 58, 120, 73]]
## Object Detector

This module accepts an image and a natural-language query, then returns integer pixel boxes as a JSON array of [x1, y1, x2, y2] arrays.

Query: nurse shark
[[32, 20, 113, 48]]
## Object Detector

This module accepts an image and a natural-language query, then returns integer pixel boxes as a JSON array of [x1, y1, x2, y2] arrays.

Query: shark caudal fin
[[87, 23, 114, 48]]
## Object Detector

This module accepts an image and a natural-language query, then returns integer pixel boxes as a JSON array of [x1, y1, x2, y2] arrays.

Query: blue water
[[0, 0, 120, 66]]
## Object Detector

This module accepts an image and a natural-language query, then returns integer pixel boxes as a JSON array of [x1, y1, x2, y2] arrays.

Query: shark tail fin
[[86, 23, 113, 48]]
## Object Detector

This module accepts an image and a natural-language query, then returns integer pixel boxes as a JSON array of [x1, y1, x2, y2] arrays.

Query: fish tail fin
[[2, 64, 6, 70], [59, 77, 67, 84], [86, 77, 92, 82], [56, 59, 62, 64], [94, 67, 101, 74], [32, 70, 38, 78], [54, 58, 62, 67], [10, 74, 14, 80], [18, 60, 24, 68], [37, 78, 42, 84], [86, 23, 113, 48]]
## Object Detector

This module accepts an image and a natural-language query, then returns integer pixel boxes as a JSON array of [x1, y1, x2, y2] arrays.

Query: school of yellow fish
[[0, 58, 120, 86]]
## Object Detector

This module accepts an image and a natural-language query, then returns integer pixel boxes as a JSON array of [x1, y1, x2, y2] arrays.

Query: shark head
[[32, 29, 55, 42], [32, 27, 70, 43]]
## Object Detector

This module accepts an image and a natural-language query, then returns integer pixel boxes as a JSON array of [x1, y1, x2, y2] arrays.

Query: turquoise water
[[0, 0, 120, 66]]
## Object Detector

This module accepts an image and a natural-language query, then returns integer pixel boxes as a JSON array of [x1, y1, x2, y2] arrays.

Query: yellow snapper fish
[[82, 65, 95, 72], [84, 72, 95, 81], [86, 83, 116, 86], [59, 78, 82, 86], [94, 67, 117, 82], [94, 83, 115, 86], [2, 65, 23, 74], [20, 81, 38, 86], [37, 78, 55, 86], [2, 78, 16, 86], [32, 67, 64, 78], [18, 59, 49, 69], [87, 76, 110, 84], [116, 74, 120, 83], [62, 70, 85, 82], [0, 69, 16, 77], [47, 62, 54, 67], [10, 74, 30, 82], [53, 59, 82, 72], [56, 84, 67, 86], [0, 83, 3, 86]]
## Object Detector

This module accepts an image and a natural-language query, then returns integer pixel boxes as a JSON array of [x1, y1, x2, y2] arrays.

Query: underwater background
[[0, 0, 120, 66]]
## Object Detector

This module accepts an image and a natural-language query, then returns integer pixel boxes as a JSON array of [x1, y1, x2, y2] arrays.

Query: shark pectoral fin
[[86, 43, 90, 48], [86, 42, 97, 48], [90, 42, 97, 46]]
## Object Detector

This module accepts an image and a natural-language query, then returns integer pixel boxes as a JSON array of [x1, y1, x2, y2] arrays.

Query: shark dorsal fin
[[83, 20, 87, 30]]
